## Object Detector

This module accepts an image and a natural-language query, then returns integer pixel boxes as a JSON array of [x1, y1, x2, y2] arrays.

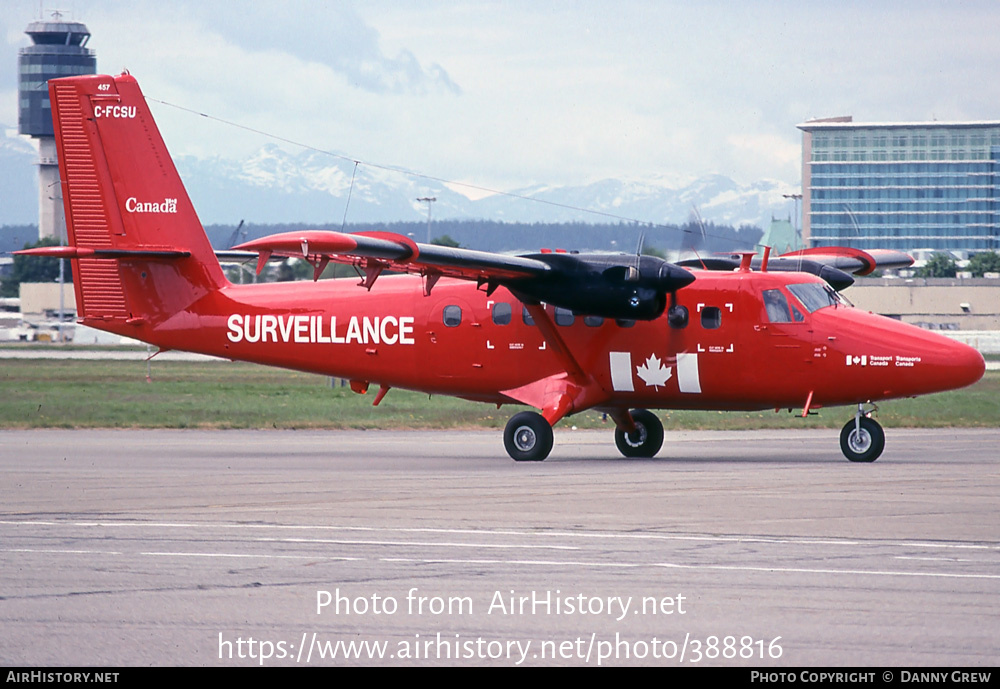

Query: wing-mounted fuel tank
[[507, 252, 695, 320]]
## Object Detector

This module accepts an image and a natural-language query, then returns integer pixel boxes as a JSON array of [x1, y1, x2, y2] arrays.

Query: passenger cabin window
[[443, 305, 462, 327], [522, 305, 535, 326], [492, 302, 512, 325], [616, 318, 636, 328], [701, 306, 722, 330], [554, 307, 575, 326], [584, 315, 604, 327]]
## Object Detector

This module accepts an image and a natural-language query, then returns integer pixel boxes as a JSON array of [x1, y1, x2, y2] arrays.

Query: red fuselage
[[117, 267, 984, 416]]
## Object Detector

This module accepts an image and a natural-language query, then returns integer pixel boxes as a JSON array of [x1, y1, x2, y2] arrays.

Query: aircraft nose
[[946, 338, 986, 390]]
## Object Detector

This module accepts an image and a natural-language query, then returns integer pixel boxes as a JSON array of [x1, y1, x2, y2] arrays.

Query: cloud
[[3, 0, 1000, 199], [132, 0, 462, 96], [726, 133, 800, 177]]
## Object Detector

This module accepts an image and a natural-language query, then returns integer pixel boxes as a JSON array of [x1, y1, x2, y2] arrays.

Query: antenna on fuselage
[[688, 206, 709, 270], [632, 229, 645, 279], [227, 219, 246, 249]]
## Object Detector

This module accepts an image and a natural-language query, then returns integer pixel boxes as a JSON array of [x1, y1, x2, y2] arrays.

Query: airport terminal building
[[798, 117, 1000, 253]]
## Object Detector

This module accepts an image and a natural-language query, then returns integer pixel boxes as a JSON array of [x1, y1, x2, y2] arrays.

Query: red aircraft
[[19, 73, 986, 462]]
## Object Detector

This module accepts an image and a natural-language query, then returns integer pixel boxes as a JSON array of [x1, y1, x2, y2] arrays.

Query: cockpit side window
[[787, 282, 843, 313], [762, 289, 792, 323]]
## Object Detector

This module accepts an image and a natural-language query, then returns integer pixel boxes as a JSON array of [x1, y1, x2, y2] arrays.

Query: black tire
[[504, 411, 553, 462], [614, 409, 664, 458], [839, 416, 885, 462]]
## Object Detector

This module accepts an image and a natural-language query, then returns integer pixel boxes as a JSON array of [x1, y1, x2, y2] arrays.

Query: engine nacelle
[[513, 281, 667, 320], [508, 252, 694, 320]]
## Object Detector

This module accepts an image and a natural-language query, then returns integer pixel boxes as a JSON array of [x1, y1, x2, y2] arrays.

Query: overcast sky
[[4, 0, 1000, 198]]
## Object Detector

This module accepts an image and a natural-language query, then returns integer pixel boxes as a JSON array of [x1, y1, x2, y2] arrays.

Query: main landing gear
[[839, 404, 885, 463], [613, 409, 664, 458], [503, 411, 554, 462], [502, 408, 665, 461]]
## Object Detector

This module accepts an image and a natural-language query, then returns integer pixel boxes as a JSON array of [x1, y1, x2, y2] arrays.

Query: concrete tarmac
[[1, 428, 997, 667]]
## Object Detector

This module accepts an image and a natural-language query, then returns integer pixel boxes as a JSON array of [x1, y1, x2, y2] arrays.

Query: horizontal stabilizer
[[15, 246, 191, 260]]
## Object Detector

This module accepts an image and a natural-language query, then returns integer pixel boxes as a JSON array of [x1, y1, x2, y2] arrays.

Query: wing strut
[[498, 304, 609, 427], [522, 304, 587, 383]]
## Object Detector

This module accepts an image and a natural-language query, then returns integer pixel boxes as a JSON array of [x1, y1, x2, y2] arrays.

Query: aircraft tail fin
[[45, 73, 226, 331]]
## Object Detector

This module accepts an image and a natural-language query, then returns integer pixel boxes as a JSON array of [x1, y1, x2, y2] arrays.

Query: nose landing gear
[[840, 404, 884, 462]]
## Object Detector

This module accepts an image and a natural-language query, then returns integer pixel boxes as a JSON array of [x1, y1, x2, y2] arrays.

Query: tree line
[[205, 219, 764, 256]]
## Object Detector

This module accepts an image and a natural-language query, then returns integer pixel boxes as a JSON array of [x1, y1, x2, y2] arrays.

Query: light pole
[[57, 206, 65, 342], [417, 196, 436, 243]]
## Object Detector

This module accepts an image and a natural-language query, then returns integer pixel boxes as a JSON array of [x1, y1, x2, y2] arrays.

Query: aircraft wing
[[229, 229, 694, 320], [231, 230, 552, 282], [776, 247, 914, 275], [678, 246, 915, 291]]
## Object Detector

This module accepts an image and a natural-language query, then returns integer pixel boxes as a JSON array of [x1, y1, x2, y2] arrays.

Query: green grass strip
[[1, 358, 997, 430]]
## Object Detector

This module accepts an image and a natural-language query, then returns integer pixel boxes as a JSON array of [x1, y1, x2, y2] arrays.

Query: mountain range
[[3, 127, 797, 233]]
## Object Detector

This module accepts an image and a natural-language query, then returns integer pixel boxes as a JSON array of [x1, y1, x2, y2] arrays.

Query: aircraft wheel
[[504, 411, 553, 462], [839, 416, 885, 463], [614, 409, 664, 458]]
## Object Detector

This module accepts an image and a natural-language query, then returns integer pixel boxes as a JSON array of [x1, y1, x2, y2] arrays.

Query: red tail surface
[[49, 73, 225, 330]]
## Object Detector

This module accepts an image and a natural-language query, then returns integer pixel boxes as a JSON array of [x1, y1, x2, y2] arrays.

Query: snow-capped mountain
[[474, 173, 794, 229], [174, 144, 477, 226], [2, 135, 797, 230], [1, 126, 40, 226]]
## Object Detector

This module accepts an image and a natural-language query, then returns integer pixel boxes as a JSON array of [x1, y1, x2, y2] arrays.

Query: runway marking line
[[378, 557, 1000, 580], [1, 519, 996, 552], [4, 547, 997, 580], [3, 518, 999, 581], [253, 537, 578, 550]]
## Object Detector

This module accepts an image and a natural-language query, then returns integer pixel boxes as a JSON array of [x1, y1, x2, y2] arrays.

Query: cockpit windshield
[[786, 282, 850, 313]]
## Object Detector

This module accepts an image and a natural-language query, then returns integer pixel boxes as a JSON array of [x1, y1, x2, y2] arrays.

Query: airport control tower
[[18, 12, 96, 240]]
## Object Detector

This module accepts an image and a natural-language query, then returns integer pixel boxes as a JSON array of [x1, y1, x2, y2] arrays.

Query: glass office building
[[798, 117, 1000, 253]]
